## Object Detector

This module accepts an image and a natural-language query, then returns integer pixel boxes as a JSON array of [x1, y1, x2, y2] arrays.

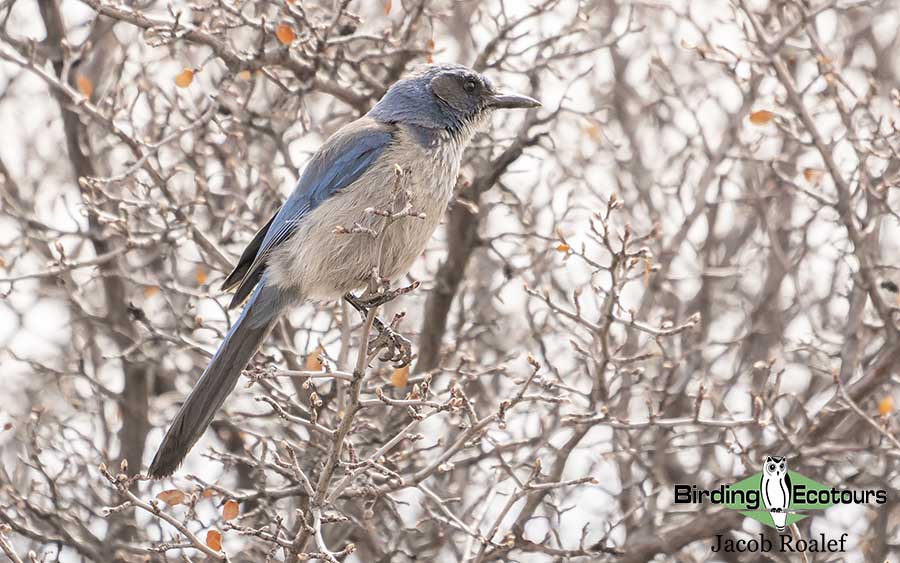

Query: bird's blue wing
[[223, 118, 394, 307]]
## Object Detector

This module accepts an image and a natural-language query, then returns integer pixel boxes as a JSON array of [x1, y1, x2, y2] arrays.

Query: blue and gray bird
[[148, 63, 540, 477]]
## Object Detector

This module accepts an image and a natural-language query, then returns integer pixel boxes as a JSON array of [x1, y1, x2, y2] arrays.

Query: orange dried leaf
[[206, 529, 222, 551], [556, 243, 570, 253], [223, 499, 239, 521], [384, 0, 392, 14], [391, 365, 409, 388], [426, 38, 435, 63], [802, 168, 823, 184], [584, 122, 601, 140], [305, 345, 325, 371], [143, 285, 160, 298], [76, 73, 94, 97], [276, 23, 296, 45], [644, 257, 651, 287], [196, 267, 208, 285], [749, 110, 774, 125], [156, 489, 186, 506], [879, 396, 894, 416], [238, 70, 252, 80], [202, 488, 217, 498], [175, 68, 194, 88]]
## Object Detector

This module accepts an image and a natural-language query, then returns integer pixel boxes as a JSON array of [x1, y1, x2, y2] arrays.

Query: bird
[[760, 455, 792, 532], [147, 63, 540, 478]]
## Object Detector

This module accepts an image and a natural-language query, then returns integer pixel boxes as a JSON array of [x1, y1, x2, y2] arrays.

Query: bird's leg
[[343, 293, 413, 367], [344, 292, 373, 319]]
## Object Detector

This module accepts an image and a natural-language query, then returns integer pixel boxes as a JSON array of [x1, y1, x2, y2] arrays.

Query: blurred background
[[0, 0, 899, 561]]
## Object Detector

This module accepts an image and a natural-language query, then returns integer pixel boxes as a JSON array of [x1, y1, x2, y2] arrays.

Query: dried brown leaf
[[391, 365, 409, 388], [879, 396, 894, 416], [802, 168, 823, 184], [206, 529, 222, 551], [305, 345, 325, 371], [175, 68, 194, 88], [749, 110, 774, 125], [76, 73, 94, 98], [156, 489, 186, 506], [276, 23, 296, 45], [223, 499, 239, 521], [426, 37, 435, 64]]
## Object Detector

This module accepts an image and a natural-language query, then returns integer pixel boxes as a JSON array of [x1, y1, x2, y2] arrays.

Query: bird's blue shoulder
[[263, 117, 394, 250], [222, 117, 394, 307]]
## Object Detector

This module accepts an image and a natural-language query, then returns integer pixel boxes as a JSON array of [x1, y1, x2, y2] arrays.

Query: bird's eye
[[464, 79, 478, 93], [769, 465, 775, 471]]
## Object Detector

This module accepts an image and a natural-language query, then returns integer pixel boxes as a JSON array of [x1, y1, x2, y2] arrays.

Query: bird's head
[[368, 63, 540, 136]]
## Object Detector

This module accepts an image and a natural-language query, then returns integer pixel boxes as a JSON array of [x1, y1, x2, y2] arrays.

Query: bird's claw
[[369, 320, 413, 367], [343, 289, 415, 367]]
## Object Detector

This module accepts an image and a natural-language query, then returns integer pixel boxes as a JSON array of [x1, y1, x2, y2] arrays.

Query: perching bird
[[148, 63, 540, 478]]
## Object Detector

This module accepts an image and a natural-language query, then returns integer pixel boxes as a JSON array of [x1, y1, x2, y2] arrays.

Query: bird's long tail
[[148, 283, 284, 478]]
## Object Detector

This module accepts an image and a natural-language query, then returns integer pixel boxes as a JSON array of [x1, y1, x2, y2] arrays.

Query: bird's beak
[[488, 92, 541, 109]]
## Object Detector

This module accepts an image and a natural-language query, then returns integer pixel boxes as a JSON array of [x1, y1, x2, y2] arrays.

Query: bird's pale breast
[[267, 125, 464, 300]]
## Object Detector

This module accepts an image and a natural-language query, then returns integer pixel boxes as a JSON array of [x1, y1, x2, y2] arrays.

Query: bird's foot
[[343, 293, 414, 367], [368, 313, 413, 367]]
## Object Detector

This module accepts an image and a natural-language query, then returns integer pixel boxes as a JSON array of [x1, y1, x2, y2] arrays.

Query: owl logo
[[760, 456, 792, 532]]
